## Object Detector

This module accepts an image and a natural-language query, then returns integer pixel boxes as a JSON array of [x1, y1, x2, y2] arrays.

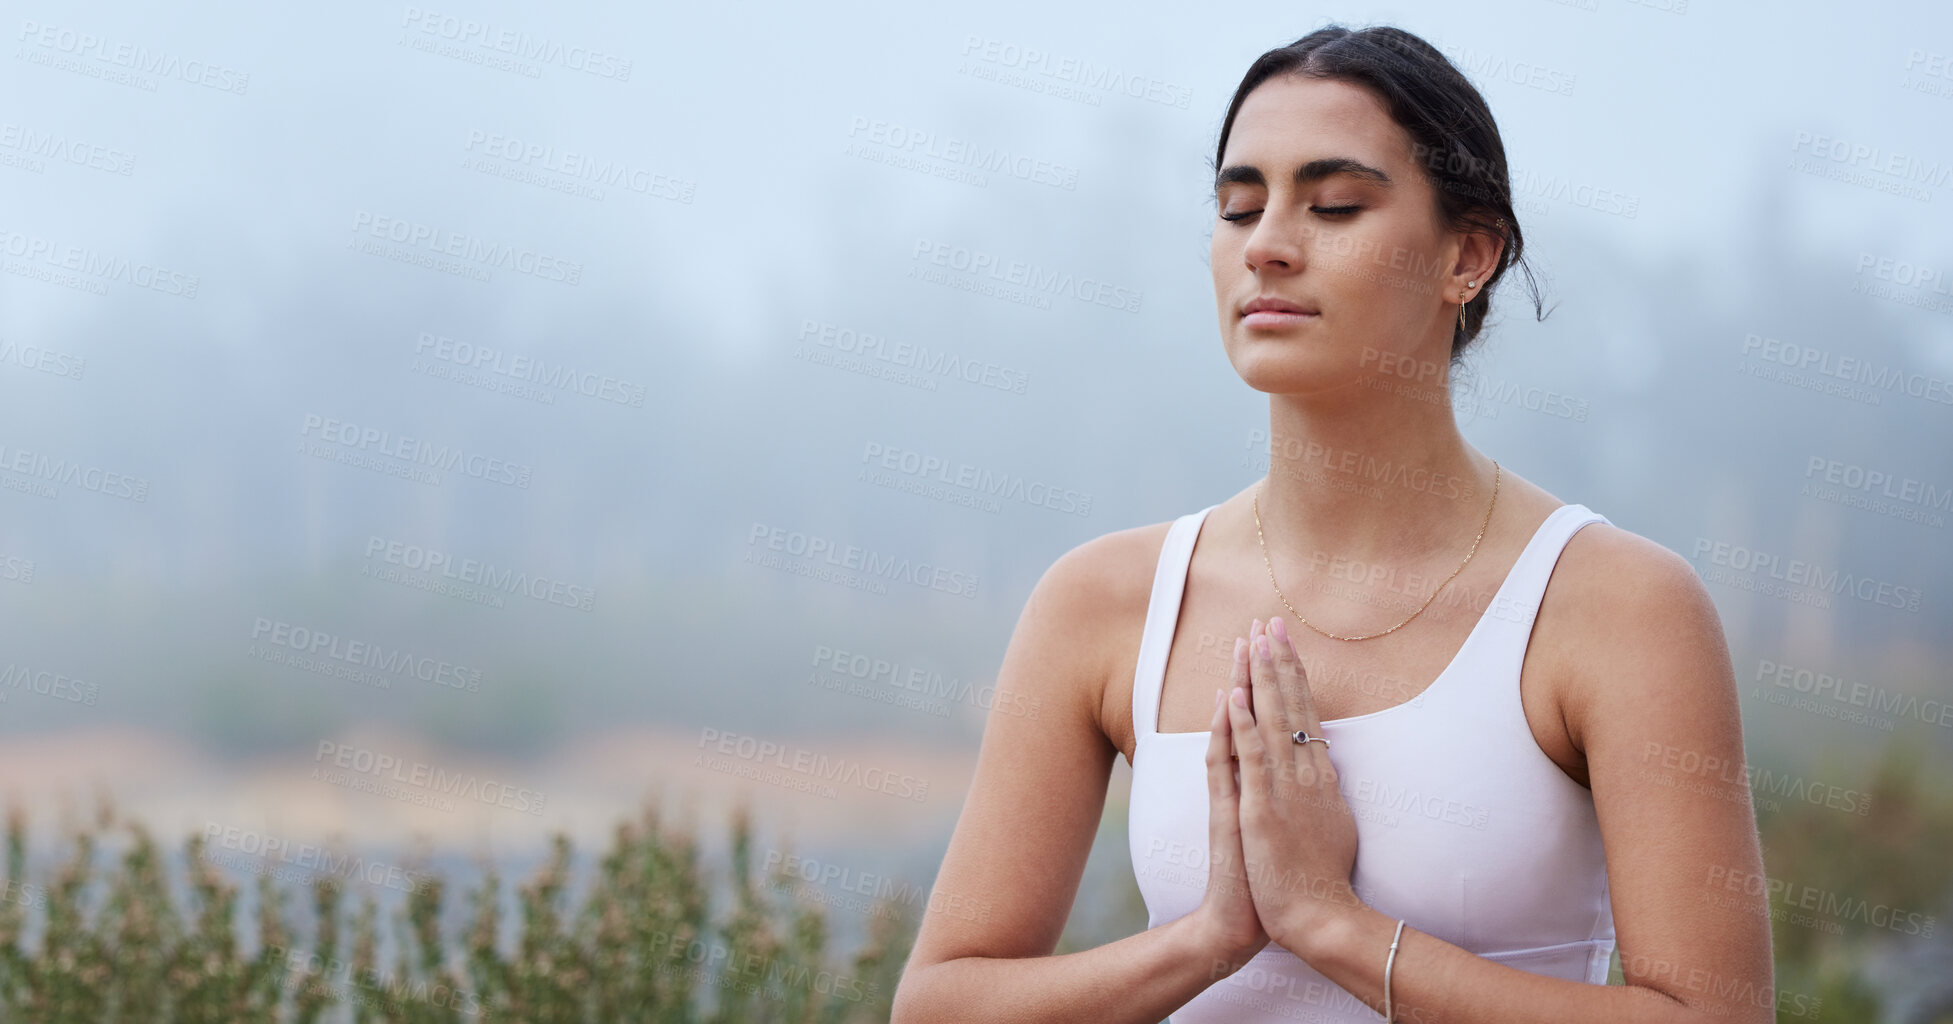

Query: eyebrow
[[1214, 157, 1394, 194]]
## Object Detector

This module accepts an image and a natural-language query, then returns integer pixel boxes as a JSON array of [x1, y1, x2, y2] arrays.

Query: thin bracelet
[[1382, 919, 1406, 1022]]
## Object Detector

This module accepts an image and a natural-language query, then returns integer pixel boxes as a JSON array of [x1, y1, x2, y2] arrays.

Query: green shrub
[[0, 801, 917, 1024]]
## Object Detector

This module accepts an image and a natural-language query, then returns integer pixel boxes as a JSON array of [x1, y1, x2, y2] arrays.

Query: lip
[[1241, 309, 1318, 329], [1241, 296, 1318, 316]]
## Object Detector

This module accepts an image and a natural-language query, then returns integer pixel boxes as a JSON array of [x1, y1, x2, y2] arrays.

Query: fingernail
[[1231, 687, 1247, 708], [1256, 635, 1270, 659], [1233, 637, 1246, 661], [1270, 616, 1287, 643], [1214, 688, 1223, 710]]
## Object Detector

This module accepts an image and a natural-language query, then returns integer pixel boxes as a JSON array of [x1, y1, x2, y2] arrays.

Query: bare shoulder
[[1551, 517, 1712, 606], [1017, 519, 1178, 761], [1547, 518, 1724, 650], [1537, 516, 1733, 752], [1040, 519, 1173, 611]]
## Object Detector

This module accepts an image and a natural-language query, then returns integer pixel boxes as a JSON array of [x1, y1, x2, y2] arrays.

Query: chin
[[1231, 334, 1365, 390]]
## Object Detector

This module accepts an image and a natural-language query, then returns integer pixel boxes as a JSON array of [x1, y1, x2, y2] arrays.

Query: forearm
[[1290, 906, 1759, 1024], [891, 912, 1229, 1024]]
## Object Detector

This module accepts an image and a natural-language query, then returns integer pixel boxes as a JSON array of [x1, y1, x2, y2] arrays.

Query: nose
[[1242, 207, 1306, 274]]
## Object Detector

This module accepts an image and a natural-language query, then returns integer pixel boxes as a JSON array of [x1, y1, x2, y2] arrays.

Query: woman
[[891, 24, 1773, 1024]]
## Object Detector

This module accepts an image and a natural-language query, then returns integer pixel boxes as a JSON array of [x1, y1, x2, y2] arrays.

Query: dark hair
[[1211, 24, 1546, 362]]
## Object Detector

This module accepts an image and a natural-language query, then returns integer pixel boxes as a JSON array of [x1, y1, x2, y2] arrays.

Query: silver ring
[[1292, 729, 1330, 748]]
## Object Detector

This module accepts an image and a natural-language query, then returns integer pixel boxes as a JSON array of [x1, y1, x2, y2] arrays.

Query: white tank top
[[1127, 502, 1618, 1023]]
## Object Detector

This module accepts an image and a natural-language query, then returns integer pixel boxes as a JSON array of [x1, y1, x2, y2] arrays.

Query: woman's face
[[1211, 74, 1467, 395]]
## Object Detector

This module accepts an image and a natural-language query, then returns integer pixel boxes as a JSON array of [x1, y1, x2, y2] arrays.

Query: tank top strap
[[1131, 504, 1220, 742], [1418, 501, 1615, 795], [1447, 503, 1613, 707], [1488, 503, 1611, 633]]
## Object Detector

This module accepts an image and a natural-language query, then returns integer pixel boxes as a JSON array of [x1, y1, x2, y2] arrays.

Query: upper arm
[[1556, 527, 1775, 1020], [901, 534, 1129, 972]]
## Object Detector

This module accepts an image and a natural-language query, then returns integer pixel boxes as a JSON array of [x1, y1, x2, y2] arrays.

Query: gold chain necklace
[[1252, 459, 1500, 642]]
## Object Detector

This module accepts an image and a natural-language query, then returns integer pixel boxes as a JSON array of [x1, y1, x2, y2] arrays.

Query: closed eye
[[1219, 205, 1363, 222]]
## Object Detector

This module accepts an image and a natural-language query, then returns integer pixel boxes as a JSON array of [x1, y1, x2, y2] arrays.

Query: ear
[[1453, 217, 1506, 289]]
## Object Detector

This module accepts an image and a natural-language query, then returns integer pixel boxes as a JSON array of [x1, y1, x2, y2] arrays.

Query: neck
[[1254, 381, 1495, 569]]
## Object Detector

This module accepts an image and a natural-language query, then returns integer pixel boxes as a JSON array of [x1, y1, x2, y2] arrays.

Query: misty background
[[1, 0, 1949, 985]]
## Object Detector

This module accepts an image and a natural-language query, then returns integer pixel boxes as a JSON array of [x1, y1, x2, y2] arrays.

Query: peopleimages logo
[[859, 441, 1092, 516], [461, 130, 692, 202], [0, 227, 200, 297], [0, 439, 149, 501], [1707, 866, 1936, 938], [1757, 658, 1953, 729], [846, 114, 1081, 190], [958, 36, 1193, 109], [399, 6, 633, 80], [1641, 742, 1873, 816], [1690, 538, 1922, 612], [909, 237, 1143, 314], [313, 741, 547, 816], [15, 20, 251, 94], [0, 337, 86, 379], [1803, 455, 1951, 527], [413, 331, 645, 407], [0, 662, 99, 706], [808, 644, 1043, 720], [298, 413, 532, 489], [694, 727, 929, 802], [202, 823, 429, 895], [0, 554, 33, 584], [0, 122, 135, 175], [251, 617, 482, 692], [1739, 331, 1953, 405], [363, 535, 595, 612], [795, 318, 1030, 395], [1792, 132, 1953, 188], [745, 521, 980, 598], [1853, 252, 1953, 314], [348, 210, 582, 285], [759, 849, 926, 907]]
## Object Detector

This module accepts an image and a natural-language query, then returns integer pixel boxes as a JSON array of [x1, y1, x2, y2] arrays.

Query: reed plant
[[0, 801, 916, 1023]]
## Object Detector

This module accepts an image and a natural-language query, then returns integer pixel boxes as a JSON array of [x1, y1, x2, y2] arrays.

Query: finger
[[1206, 687, 1245, 837], [1268, 615, 1323, 739], [1203, 688, 1247, 898], [1250, 622, 1299, 795], [1263, 617, 1334, 795], [1248, 619, 1290, 743], [1227, 682, 1270, 808], [1255, 619, 1321, 797], [1226, 635, 1249, 761], [1205, 687, 1238, 806]]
